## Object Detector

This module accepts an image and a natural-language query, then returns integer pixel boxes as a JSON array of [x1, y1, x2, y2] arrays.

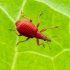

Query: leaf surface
[[0, 0, 70, 70]]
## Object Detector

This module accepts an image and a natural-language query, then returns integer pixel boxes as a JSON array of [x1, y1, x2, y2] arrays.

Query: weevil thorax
[[36, 31, 51, 42]]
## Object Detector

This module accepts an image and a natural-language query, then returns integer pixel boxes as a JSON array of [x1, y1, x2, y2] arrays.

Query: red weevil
[[10, 12, 58, 49]]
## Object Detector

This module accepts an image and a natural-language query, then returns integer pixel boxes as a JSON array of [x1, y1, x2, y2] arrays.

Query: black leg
[[9, 28, 21, 36], [47, 41, 51, 49], [40, 26, 59, 32], [37, 13, 43, 28], [20, 10, 32, 22], [16, 37, 30, 45], [36, 38, 45, 48]]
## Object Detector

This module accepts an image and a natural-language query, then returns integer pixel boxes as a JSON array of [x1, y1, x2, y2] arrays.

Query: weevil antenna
[[47, 36, 57, 49], [51, 36, 57, 38]]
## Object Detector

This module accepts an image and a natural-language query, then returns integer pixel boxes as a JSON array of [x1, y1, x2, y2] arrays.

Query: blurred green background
[[0, 0, 70, 70]]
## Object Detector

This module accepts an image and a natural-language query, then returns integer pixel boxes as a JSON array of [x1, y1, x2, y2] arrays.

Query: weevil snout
[[44, 36, 51, 42], [44, 39, 51, 42]]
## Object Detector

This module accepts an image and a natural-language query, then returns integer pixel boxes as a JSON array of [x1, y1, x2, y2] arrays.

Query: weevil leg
[[9, 28, 21, 36], [51, 36, 57, 38], [16, 37, 30, 45], [37, 13, 43, 28], [47, 41, 51, 49], [21, 11, 29, 19], [40, 28, 48, 32], [20, 11, 32, 22], [40, 26, 59, 32], [36, 38, 45, 48]]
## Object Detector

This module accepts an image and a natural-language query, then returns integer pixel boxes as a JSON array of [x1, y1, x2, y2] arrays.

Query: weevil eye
[[44, 39, 46, 41], [44, 36, 47, 41]]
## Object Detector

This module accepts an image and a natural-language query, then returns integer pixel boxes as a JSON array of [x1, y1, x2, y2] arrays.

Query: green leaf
[[0, 0, 70, 70]]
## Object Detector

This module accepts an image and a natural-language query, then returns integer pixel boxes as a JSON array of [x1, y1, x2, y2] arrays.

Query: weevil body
[[16, 19, 51, 40], [14, 13, 58, 48]]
